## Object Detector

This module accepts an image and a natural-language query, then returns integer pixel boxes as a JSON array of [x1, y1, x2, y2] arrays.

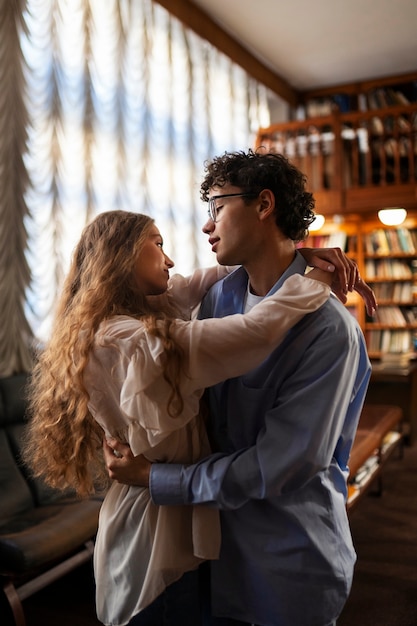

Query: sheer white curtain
[[0, 0, 274, 374]]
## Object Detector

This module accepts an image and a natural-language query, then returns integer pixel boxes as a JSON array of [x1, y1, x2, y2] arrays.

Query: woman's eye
[[157, 242, 163, 249]]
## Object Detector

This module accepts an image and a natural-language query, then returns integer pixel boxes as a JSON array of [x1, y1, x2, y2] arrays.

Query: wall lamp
[[378, 207, 407, 226], [310, 214, 325, 231]]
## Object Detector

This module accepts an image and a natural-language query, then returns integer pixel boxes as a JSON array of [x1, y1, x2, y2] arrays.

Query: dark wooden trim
[[302, 71, 417, 100], [152, 0, 299, 105]]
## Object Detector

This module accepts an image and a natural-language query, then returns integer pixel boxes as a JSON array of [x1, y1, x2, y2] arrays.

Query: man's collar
[[220, 250, 307, 297], [221, 265, 248, 293]]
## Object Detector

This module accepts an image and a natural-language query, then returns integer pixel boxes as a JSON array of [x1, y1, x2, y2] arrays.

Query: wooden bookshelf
[[257, 72, 417, 361], [361, 220, 417, 359], [255, 72, 417, 216], [257, 75, 415, 492], [300, 214, 417, 442], [299, 214, 417, 361]]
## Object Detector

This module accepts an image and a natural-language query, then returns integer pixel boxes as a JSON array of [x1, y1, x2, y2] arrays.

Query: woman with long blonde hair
[[24, 209, 352, 626]]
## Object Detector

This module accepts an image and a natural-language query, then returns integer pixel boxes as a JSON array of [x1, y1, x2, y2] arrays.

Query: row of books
[[347, 430, 402, 506], [365, 258, 413, 279], [260, 131, 417, 191], [305, 232, 348, 251], [366, 329, 413, 353], [380, 431, 402, 455], [403, 308, 417, 324], [258, 128, 335, 158], [343, 131, 417, 187], [350, 454, 379, 487], [366, 84, 417, 110], [362, 113, 417, 135], [299, 81, 417, 119], [262, 120, 417, 160], [370, 136, 416, 185], [363, 228, 417, 255], [369, 306, 417, 326], [342, 127, 417, 187], [370, 281, 415, 303]]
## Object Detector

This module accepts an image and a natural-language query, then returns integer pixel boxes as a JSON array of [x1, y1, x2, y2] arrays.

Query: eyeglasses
[[207, 192, 258, 223]]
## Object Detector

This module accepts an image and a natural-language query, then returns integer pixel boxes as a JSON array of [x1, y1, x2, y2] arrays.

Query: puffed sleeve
[[120, 341, 204, 452], [170, 273, 330, 392], [166, 266, 234, 317], [120, 273, 330, 450]]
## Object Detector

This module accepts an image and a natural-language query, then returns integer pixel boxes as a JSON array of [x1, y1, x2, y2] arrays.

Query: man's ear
[[257, 189, 275, 221]]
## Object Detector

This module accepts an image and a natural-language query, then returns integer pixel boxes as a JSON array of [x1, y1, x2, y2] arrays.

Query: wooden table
[[347, 404, 403, 512], [367, 361, 417, 444]]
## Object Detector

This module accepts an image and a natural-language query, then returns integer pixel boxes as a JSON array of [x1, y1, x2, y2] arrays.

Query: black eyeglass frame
[[207, 192, 258, 223]]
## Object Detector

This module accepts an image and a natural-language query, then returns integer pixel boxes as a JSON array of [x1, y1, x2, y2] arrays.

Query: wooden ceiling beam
[[153, 0, 299, 106]]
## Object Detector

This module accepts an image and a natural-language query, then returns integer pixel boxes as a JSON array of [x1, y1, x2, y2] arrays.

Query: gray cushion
[[0, 497, 102, 573], [0, 373, 102, 579], [0, 374, 28, 426], [0, 431, 33, 525]]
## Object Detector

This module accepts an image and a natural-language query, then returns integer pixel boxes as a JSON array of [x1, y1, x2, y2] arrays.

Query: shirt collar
[[267, 249, 307, 296], [223, 250, 307, 296]]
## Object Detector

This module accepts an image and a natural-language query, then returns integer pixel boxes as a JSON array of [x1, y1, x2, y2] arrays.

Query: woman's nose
[[165, 254, 174, 268]]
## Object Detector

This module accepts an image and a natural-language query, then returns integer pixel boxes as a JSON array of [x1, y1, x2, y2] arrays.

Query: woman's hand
[[300, 247, 377, 316], [103, 438, 151, 487]]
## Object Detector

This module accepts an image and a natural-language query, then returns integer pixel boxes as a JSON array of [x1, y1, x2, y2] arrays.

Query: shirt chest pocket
[[224, 381, 278, 447]]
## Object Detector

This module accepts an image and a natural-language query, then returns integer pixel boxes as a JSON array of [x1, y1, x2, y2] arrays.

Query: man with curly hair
[[105, 150, 373, 626]]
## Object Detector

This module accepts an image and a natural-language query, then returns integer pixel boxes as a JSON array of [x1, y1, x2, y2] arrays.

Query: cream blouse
[[86, 268, 330, 626]]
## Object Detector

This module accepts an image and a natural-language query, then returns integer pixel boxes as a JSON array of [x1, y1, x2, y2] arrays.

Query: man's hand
[[103, 438, 151, 487], [300, 247, 377, 316]]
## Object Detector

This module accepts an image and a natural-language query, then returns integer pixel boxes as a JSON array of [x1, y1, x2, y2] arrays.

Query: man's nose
[[202, 218, 214, 234]]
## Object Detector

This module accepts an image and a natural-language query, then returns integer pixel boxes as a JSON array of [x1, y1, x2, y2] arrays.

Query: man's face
[[202, 186, 261, 266]]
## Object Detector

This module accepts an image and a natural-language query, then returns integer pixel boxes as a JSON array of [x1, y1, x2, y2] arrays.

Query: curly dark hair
[[200, 149, 316, 242]]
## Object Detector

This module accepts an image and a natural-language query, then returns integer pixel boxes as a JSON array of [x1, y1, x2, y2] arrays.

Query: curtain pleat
[[0, 0, 33, 375], [0, 0, 275, 373]]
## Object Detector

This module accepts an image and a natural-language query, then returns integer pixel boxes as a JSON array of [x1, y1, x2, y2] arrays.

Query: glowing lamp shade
[[310, 214, 325, 231], [378, 207, 407, 226]]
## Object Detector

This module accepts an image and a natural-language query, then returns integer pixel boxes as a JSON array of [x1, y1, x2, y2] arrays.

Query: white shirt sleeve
[[116, 273, 330, 451], [166, 265, 234, 318]]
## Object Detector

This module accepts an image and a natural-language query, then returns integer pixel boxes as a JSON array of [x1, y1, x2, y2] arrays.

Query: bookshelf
[[298, 72, 417, 118], [257, 72, 417, 360], [362, 221, 417, 359], [258, 75, 416, 472], [300, 215, 417, 443], [299, 215, 417, 360], [255, 72, 417, 216]]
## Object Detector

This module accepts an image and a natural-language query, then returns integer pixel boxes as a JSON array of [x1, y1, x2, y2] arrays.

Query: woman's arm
[[300, 247, 377, 316], [166, 266, 236, 317], [131, 273, 331, 403], [111, 272, 331, 458]]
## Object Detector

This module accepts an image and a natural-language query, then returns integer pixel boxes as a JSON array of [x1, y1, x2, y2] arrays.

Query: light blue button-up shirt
[[150, 252, 371, 626]]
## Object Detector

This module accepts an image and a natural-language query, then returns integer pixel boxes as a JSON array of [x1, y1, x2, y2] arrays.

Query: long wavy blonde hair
[[24, 210, 185, 496]]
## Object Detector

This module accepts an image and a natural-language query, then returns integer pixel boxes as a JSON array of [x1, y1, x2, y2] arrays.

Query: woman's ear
[[257, 189, 275, 221]]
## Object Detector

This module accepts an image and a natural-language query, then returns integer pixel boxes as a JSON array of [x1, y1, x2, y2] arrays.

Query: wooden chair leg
[[3, 580, 26, 626]]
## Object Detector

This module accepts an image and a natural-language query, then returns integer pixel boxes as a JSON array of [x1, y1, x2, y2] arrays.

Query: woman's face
[[134, 224, 174, 295]]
